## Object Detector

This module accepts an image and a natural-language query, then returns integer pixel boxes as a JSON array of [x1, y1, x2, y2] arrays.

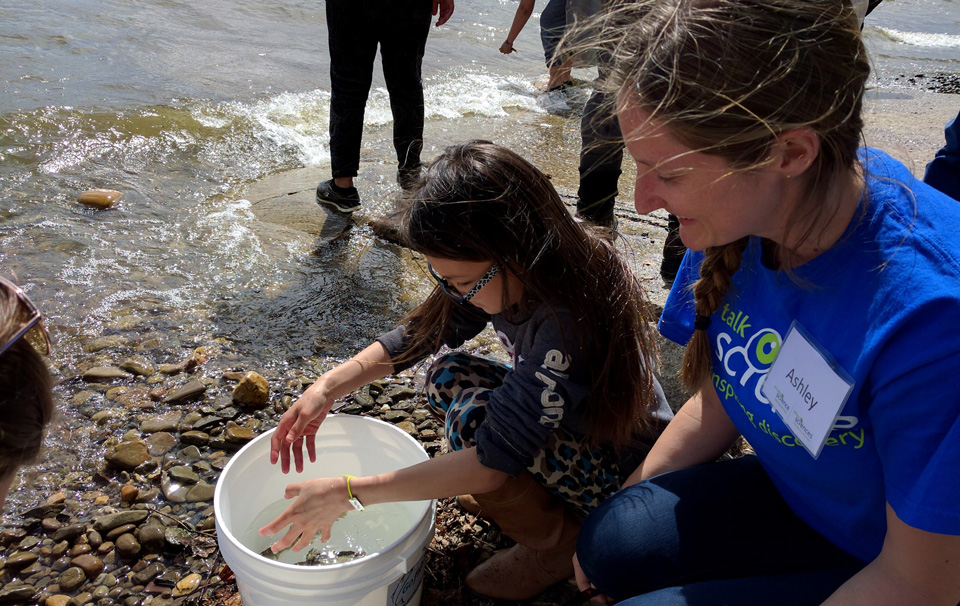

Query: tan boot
[[456, 494, 482, 516], [464, 472, 581, 600]]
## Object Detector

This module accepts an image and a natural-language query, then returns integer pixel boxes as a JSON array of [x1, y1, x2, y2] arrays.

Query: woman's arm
[[821, 504, 960, 606], [500, 0, 535, 54], [270, 341, 395, 473], [574, 377, 741, 598], [624, 377, 741, 486], [260, 447, 507, 551]]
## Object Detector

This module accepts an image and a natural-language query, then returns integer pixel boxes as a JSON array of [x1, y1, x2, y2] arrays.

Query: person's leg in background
[[576, 80, 622, 229], [379, 0, 432, 191], [661, 213, 686, 285], [318, 0, 379, 212], [924, 108, 960, 201], [540, 0, 573, 91]]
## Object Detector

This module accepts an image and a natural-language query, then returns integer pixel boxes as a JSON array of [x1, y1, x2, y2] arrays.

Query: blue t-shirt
[[659, 148, 960, 562]]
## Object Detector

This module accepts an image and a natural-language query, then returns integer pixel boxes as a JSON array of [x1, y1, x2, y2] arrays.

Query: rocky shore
[[2, 83, 956, 606], [0, 344, 475, 606]]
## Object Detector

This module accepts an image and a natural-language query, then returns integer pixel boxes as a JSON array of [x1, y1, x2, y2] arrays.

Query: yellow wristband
[[341, 474, 364, 511]]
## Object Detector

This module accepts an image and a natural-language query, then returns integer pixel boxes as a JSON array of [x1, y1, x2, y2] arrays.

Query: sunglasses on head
[[0, 277, 51, 357]]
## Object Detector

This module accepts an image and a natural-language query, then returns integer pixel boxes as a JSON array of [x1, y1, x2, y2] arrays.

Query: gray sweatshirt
[[377, 301, 672, 476]]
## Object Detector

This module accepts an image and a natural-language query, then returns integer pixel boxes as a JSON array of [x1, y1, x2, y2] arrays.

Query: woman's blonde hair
[[0, 287, 54, 482], [573, 0, 869, 390]]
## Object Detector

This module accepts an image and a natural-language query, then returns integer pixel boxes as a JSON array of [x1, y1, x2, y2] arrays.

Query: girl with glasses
[[0, 277, 54, 509], [261, 140, 673, 600], [569, 1, 960, 605]]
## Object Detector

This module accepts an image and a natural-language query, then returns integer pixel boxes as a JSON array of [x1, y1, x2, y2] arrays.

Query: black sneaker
[[574, 212, 619, 243], [316, 179, 361, 213], [575, 210, 619, 231], [397, 165, 423, 191]]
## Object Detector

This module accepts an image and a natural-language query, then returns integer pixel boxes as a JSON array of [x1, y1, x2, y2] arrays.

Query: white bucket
[[214, 415, 436, 606]]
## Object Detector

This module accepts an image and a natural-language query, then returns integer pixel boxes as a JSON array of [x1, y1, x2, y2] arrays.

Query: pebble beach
[[2, 0, 959, 604]]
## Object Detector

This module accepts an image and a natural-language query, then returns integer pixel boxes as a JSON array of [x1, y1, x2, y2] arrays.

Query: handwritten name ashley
[[785, 368, 819, 411]]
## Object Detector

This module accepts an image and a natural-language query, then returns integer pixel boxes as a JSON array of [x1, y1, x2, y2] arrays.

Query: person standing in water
[[499, 0, 575, 92], [315, 0, 455, 214]]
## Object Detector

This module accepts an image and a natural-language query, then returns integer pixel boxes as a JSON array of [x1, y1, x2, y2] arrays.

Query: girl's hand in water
[[258, 476, 351, 551], [270, 390, 333, 473]]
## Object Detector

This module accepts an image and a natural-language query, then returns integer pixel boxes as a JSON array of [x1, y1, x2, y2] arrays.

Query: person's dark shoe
[[574, 212, 619, 243], [575, 210, 618, 232], [316, 179, 361, 213], [397, 165, 423, 191], [546, 80, 573, 93]]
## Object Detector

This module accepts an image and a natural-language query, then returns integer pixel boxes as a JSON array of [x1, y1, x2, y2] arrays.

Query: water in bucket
[[241, 498, 421, 566]]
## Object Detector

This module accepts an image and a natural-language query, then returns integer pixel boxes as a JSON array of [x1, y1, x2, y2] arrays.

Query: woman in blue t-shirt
[[572, 1, 960, 605]]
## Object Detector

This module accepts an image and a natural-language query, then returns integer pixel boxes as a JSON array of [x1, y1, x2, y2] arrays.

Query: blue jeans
[[576, 456, 865, 605], [539, 0, 567, 68], [924, 108, 960, 201]]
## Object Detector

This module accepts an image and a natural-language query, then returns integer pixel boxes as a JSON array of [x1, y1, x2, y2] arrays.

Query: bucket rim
[[214, 414, 435, 572]]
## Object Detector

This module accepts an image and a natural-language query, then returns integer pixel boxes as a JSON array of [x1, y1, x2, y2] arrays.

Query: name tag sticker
[[760, 322, 854, 459]]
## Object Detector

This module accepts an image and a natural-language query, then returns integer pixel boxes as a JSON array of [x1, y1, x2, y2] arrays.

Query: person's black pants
[[577, 13, 622, 225], [326, 0, 432, 179]]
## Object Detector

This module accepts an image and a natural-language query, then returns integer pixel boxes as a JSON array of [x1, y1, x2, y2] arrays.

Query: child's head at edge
[[0, 284, 54, 509]]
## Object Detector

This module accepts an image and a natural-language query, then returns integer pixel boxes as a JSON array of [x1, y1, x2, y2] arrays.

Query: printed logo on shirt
[[712, 303, 864, 451], [536, 349, 569, 428]]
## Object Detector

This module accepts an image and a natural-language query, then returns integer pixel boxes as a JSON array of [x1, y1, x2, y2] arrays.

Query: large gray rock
[[92, 510, 149, 533], [162, 380, 207, 403], [242, 167, 350, 238]]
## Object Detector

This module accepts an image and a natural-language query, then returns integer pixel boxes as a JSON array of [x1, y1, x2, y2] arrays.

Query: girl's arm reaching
[[260, 447, 508, 551], [270, 341, 395, 474]]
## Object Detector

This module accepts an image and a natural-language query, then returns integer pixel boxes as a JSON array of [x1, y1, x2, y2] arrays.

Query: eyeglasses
[[0, 277, 51, 357], [427, 262, 500, 304]]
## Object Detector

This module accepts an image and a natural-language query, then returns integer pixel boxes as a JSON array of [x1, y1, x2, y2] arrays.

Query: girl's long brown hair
[[398, 140, 659, 449]]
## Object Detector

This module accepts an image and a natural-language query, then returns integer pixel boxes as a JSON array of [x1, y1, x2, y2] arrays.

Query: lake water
[[1, 0, 957, 513]]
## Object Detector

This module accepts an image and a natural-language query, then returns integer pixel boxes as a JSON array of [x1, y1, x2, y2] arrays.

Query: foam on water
[[424, 70, 542, 120], [878, 27, 960, 49], [188, 69, 546, 168]]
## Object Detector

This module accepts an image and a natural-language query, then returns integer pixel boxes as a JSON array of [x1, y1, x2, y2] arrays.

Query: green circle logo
[[755, 332, 780, 365]]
